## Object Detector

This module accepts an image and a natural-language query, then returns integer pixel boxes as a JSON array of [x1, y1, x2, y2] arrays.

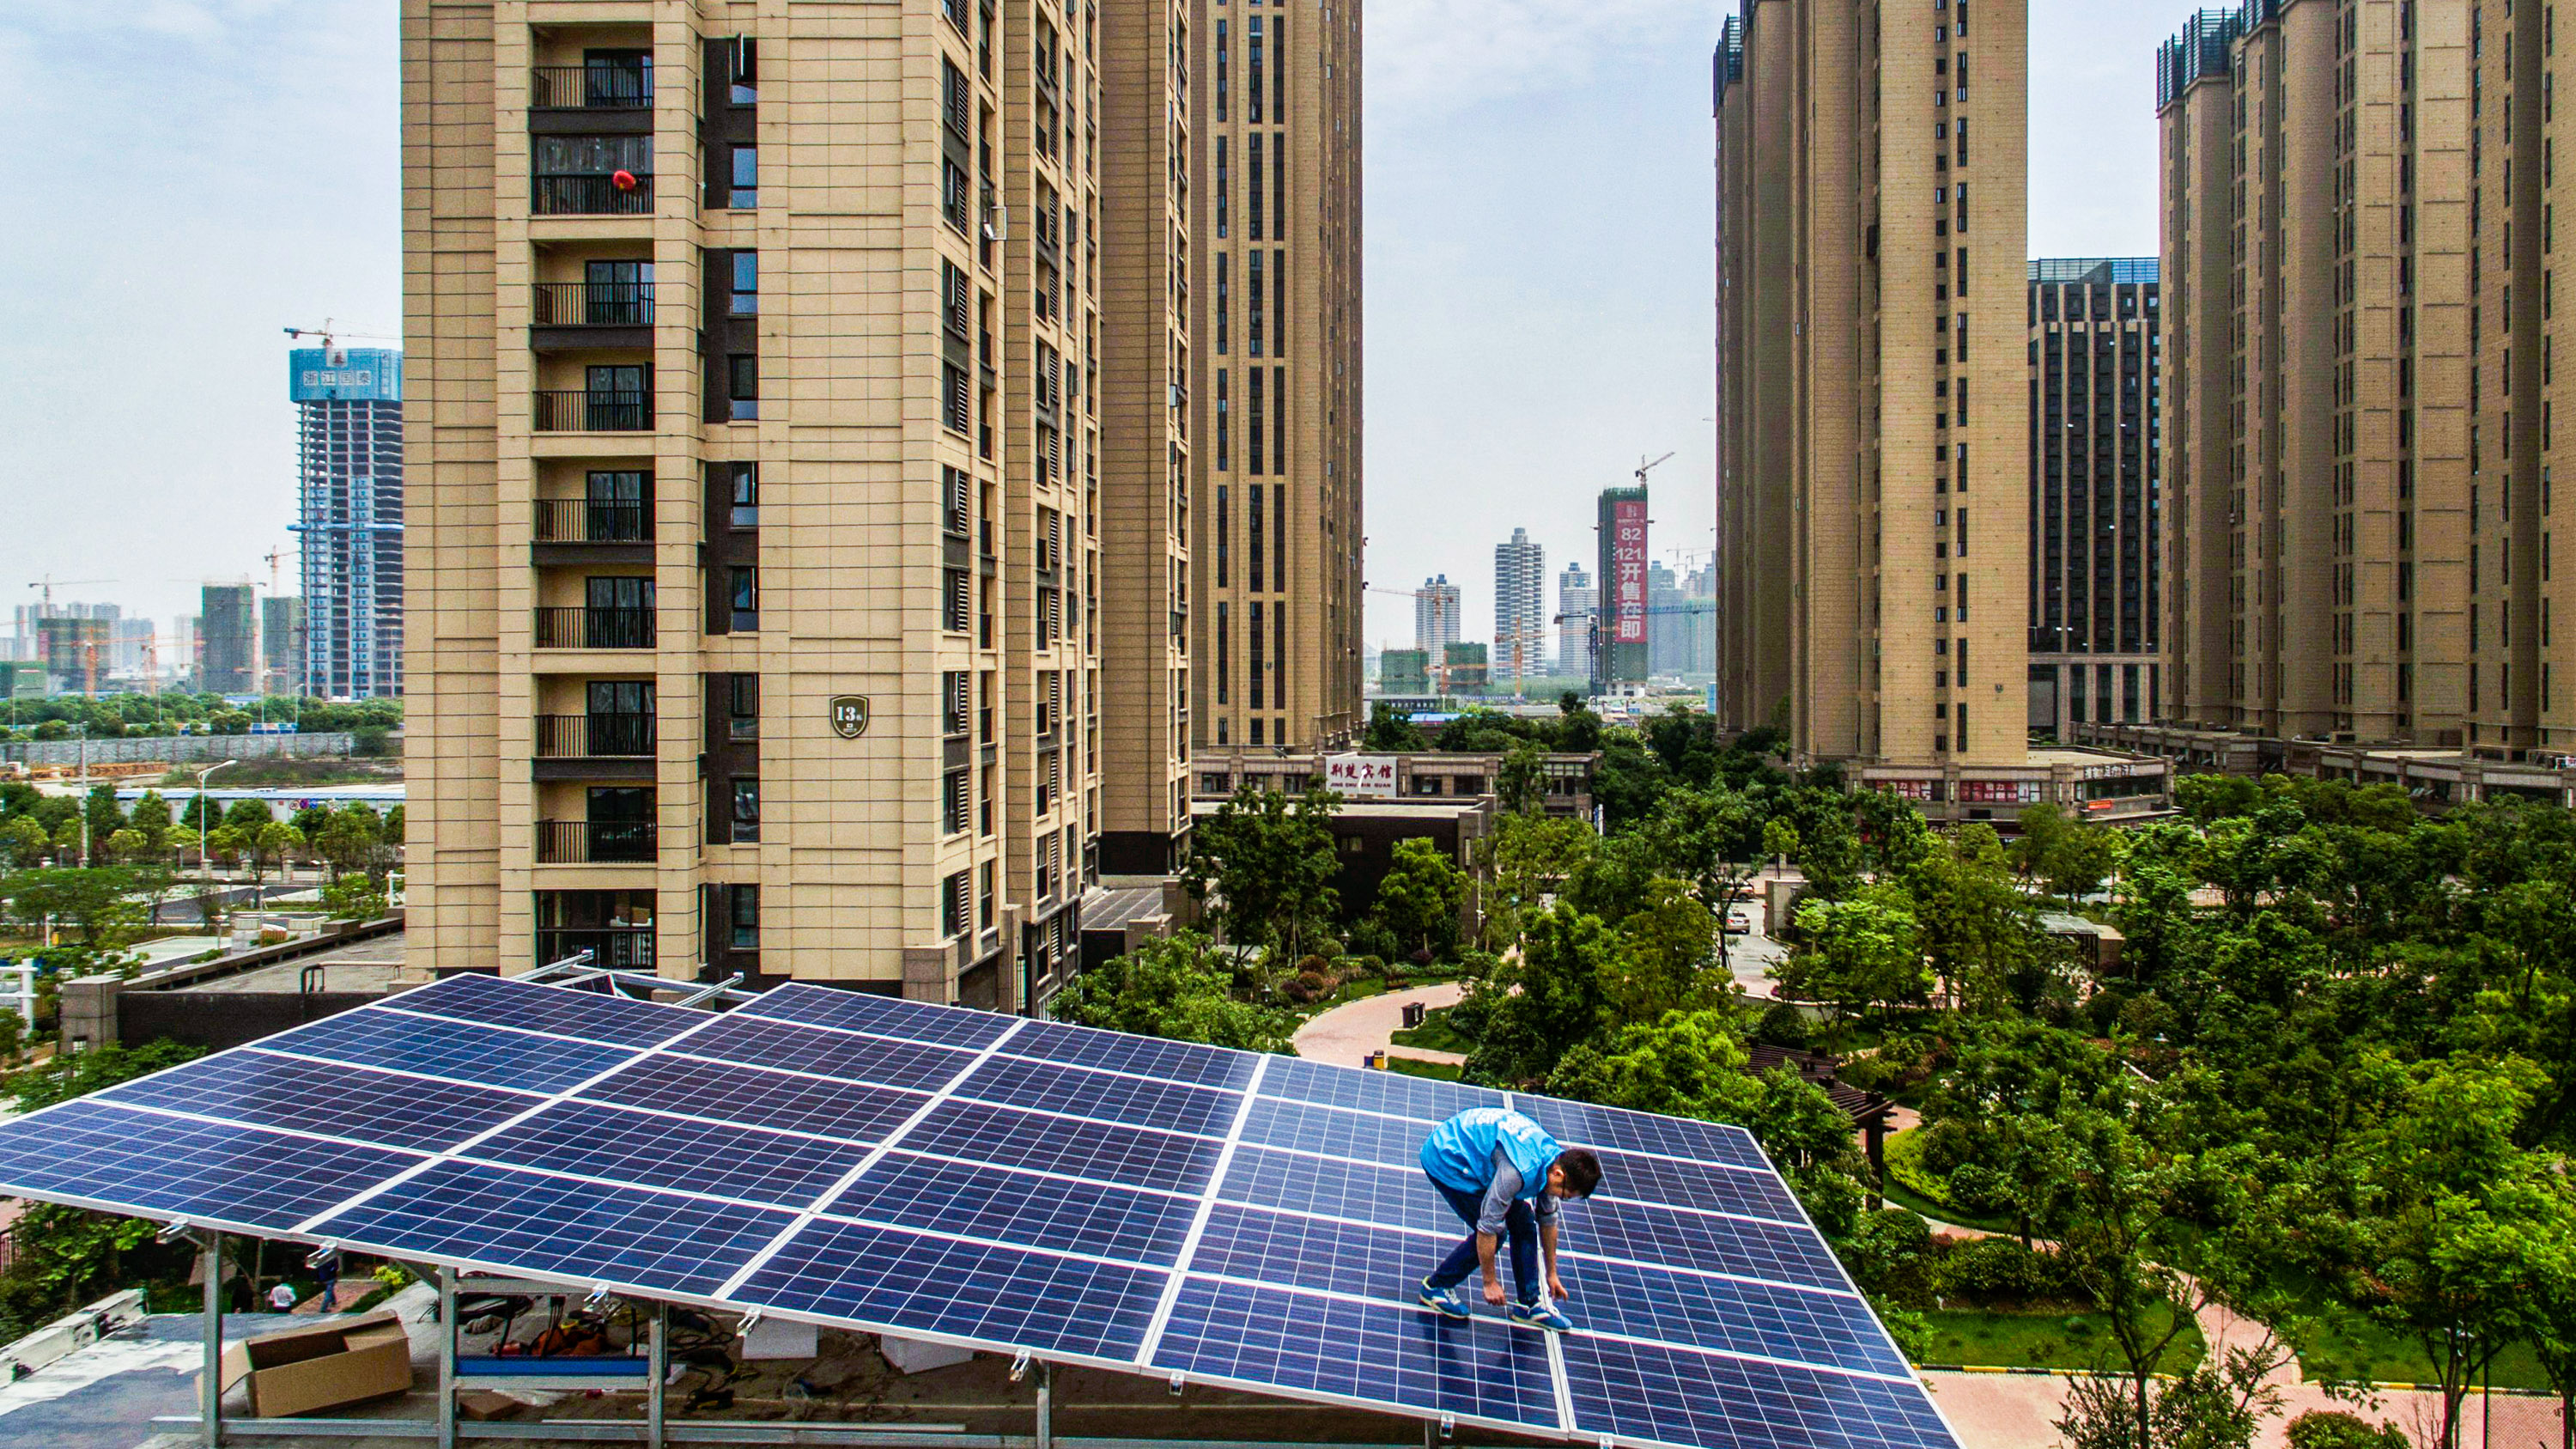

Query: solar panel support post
[[200, 1230, 223, 1448], [435, 1267, 457, 1449], [647, 1302, 668, 1449], [1034, 1359, 1054, 1449]]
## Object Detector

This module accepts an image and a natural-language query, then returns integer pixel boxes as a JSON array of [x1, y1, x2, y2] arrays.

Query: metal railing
[[532, 498, 652, 543], [535, 819, 657, 863], [534, 715, 656, 758], [532, 281, 656, 326], [530, 65, 653, 110], [533, 390, 652, 432], [534, 174, 655, 216], [533, 606, 656, 649]]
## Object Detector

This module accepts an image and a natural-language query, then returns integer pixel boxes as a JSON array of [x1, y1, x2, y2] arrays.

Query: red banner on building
[[1610, 498, 1649, 644]]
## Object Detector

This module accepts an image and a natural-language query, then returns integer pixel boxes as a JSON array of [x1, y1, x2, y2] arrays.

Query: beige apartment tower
[[1715, 0, 2032, 765], [403, 0, 1190, 1003], [2154, 0, 2554, 750], [1188, 0, 1364, 752]]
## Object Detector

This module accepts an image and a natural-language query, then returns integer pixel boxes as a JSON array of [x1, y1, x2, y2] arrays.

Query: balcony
[[535, 389, 652, 432], [532, 281, 655, 351], [534, 174, 655, 216], [534, 606, 656, 649], [534, 713, 657, 782], [536, 819, 658, 864], [532, 497, 653, 568], [531, 65, 654, 114]]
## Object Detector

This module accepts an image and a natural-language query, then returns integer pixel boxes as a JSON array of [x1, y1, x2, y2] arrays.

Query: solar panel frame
[[376, 972, 702, 1049], [95, 1048, 544, 1154], [0, 975, 1959, 1449], [256, 1007, 642, 1093]]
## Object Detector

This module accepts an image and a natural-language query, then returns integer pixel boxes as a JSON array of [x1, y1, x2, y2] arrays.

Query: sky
[[0, 0, 2195, 642]]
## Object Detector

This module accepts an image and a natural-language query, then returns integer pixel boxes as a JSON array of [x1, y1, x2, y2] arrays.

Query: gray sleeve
[[1477, 1147, 1521, 1236]]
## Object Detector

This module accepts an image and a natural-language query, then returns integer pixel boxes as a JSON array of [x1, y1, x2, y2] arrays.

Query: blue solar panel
[[738, 1218, 1166, 1362], [471, 1100, 870, 1210], [903, 1099, 1220, 1193], [385, 973, 698, 1049], [1003, 1019, 1253, 1088], [1559, 1255, 1907, 1377], [1536, 1099, 1770, 1171], [1590, 1147, 1807, 1224], [0, 1099, 422, 1233], [677, 1013, 977, 1092], [580, 1054, 926, 1146], [738, 982, 1016, 1050], [261, 1008, 637, 1094], [1190, 1203, 1439, 1304], [1151, 1278, 1561, 1434], [1575, 1196, 1850, 1292], [1241, 1097, 1425, 1167], [1564, 1334, 1953, 1449], [825, 1153, 1202, 1265], [1218, 1147, 1453, 1235], [316, 1160, 795, 1298], [1259, 1054, 1504, 1122], [98, 1049, 542, 1154], [958, 1054, 1241, 1136]]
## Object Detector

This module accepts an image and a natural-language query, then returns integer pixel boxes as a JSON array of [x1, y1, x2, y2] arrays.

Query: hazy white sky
[[0, 0, 2199, 642]]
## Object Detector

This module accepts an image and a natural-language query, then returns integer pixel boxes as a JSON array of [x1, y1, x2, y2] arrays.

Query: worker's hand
[[1481, 1279, 1508, 1307], [1546, 1272, 1569, 1302]]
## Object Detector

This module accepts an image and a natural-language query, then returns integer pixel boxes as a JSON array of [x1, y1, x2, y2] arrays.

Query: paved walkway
[[1291, 983, 1467, 1068]]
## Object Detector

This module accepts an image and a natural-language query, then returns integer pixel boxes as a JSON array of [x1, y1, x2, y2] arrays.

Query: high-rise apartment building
[[1492, 527, 1546, 683], [1557, 563, 1596, 685], [403, 2, 1172, 1005], [290, 347, 405, 699], [2156, 1, 2518, 749], [1595, 484, 1649, 693], [1188, 0, 1364, 752], [201, 584, 258, 695], [1413, 575, 1460, 653], [262, 596, 307, 697], [2027, 259, 2161, 740], [1715, 0, 2031, 764]]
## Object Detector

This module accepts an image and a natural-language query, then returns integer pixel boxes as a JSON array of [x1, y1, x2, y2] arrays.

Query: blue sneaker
[[1509, 1300, 1572, 1332], [1417, 1281, 1470, 1320]]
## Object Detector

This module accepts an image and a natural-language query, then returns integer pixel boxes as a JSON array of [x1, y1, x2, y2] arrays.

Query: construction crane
[[263, 547, 290, 594], [283, 320, 398, 349], [27, 576, 115, 607], [1634, 451, 1676, 487]]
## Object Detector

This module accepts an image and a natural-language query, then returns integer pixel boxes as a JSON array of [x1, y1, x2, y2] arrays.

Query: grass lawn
[[1877, 1178, 2021, 1237], [1388, 1005, 1475, 1056], [2289, 1316, 2554, 1391], [1385, 1056, 1464, 1082], [1917, 1305, 2207, 1373]]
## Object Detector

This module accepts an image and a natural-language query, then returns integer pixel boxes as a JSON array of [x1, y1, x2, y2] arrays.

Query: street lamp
[[196, 759, 238, 879]]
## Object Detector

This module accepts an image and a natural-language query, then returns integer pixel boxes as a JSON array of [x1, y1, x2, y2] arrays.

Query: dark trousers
[[1423, 1180, 1540, 1306]]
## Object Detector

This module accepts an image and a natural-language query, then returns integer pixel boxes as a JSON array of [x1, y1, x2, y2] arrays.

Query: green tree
[[81, 785, 124, 853], [1762, 818, 1801, 868], [1050, 931, 1297, 1051], [1362, 701, 1428, 752], [1458, 904, 1617, 1086], [0, 817, 49, 872], [1783, 888, 1929, 1026], [1495, 740, 1546, 815], [1605, 879, 1726, 1023], [203, 824, 245, 874], [1373, 837, 1466, 964], [319, 873, 388, 923], [1907, 825, 2054, 1015], [0, 867, 152, 962], [1182, 786, 1343, 961], [1548, 1009, 1758, 1123], [1479, 811, 1596, 952]]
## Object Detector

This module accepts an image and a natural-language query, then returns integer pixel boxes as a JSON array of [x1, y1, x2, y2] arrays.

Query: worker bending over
[[1414, 1105, 1601, 1331]]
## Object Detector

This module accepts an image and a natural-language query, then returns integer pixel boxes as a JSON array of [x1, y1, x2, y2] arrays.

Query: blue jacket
[[1419, 1107, 1563, 1202]]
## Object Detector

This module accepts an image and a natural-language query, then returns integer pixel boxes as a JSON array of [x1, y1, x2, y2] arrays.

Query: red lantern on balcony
[[611, 169, 639, 192]]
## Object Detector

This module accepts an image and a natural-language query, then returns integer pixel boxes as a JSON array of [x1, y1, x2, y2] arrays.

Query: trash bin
[[1401, 1002, 1426, 1030]]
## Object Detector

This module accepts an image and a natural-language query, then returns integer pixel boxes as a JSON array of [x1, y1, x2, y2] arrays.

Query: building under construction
[[289, 346, 404, 698]]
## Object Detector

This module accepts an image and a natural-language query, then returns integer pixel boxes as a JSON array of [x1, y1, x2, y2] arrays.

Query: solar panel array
[[0, 974, 1958, 1449]]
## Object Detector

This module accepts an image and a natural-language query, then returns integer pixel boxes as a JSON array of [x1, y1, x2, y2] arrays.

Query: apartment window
[[1215, 20, 1230, 121], [1249, 133, 1266, 239], [1216, 137, 1230, 238], [1249, 249, 1266, 356], [1249, 600, 1267, 708], [1216, 600, 1230, 703], [727, 566, 758, 631], [942, 156, 969, 232], [979, 861, 995, 930], [944, 769, 971, 835], [942, 57, 971, 137], [943, 671, 970, 735], [1249, 366, 1267, 474], [943, 569, 971, 632], [727, 355, 759, 420], [1249, 484, 1266, 590], [730, 777, 762, 843], [730, 252, 759, 315], [533, 134, 653, 215], [1249, 16, 1266, 122], [728, 885, 760, 950], [1273, 364, 1287, 471], [1216, 251, 1230, 352], [726, 145, 758, 209], [943, 362, 972, 434], [943, 261, 970, 339], [727, 462, 759, 527], [726, 37, 758, 104], [942, 869, 971, 939]]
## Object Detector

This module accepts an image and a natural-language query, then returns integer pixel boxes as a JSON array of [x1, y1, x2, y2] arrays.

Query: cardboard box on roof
[[214, 1310, 413, 1416]]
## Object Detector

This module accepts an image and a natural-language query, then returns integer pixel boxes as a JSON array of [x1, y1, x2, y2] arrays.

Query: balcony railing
[[534, 390, 652, 432], [534, 607, 656, 649], [535, 174, 655, 216], [533, 498, 652, 543], [535, 714, 657, 758], [533, 281, 656, 327], [536, 819, 658, 864], [531, 65, 654, 111]]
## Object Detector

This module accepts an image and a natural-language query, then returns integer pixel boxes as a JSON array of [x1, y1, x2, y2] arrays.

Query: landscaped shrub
[[2284, 1411, 2409, 1449], [1927, 1235, 2085, 1307]]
